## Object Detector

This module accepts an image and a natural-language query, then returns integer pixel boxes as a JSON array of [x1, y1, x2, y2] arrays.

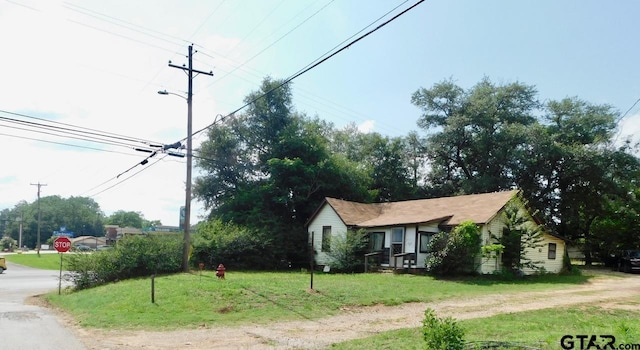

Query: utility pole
[[31, 182, 47, 256], [168, 45, 213, 272]]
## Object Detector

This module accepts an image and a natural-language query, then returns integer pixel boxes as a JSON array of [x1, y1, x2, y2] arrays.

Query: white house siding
[[479, 204, 566, 275], [479, 214, 507, 274], [308, 204, 347, 266], [521, 233, 565, 274]]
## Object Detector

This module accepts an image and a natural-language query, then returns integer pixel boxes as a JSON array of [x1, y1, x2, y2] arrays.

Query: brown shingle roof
[[325, 190, 519, 228]]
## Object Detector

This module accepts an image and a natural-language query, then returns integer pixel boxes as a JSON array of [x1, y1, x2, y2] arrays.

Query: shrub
[[191, 219, 276, 270], [66, 234, 182, 290], [425, 221, 481, 275], [422, 308, 465, 350], [325, 229, 368, 272], [0, 236, 17, 251]]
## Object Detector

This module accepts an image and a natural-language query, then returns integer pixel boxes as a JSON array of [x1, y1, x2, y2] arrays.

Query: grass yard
[[45, 270, 594, 330], [4, 252, 71, 270], [330, 302, 640, 349]]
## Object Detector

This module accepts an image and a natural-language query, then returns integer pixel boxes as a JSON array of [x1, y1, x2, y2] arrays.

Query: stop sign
[[54, 236, 71, 253]]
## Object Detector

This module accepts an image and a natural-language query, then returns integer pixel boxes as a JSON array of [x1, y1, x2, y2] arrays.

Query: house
[[306, 190, 566, 275]]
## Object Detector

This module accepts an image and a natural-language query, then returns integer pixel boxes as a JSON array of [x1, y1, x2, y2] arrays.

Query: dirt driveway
[[64, 271, 640, 350]]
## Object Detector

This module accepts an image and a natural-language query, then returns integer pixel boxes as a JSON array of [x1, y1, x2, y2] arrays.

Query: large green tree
[[195, 78, 373, 266], [411, 78, 539, 196], [0, 196, 104, 248], [412, 78, 640, 264], [106, 210, 145, 229]]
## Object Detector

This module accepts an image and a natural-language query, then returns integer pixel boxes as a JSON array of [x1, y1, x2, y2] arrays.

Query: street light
[[157, 90, 186, 100]]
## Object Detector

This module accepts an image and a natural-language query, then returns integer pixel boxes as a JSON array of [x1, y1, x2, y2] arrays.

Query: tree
[[0, 196, 105, 248], [413, 78, 640, 265], [195, 78, 374, 266], [515, 97, 631, 264], [494, 201, 544, 274], [106, 210, 144, 229], [412, 77, 539, 195]]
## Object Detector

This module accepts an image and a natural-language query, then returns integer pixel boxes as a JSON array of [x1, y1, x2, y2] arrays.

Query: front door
[[391, 228, 404, 267]]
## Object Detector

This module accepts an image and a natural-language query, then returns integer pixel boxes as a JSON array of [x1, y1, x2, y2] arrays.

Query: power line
[[192, 0, 426, 140], [0, 119, 157, 151], [0, 109, 162, 146], [63, 2, 187, 50], [612, 96, 640, 145], [205, 0, 335, 88], [84, 154, 168, 198], [0, 132, 143, 156]]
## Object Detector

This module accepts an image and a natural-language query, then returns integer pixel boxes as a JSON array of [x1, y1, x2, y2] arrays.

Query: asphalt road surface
[[0, 260, 86, 350]]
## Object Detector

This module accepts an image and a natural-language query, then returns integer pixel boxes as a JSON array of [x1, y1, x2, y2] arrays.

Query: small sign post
[[54, 236, 71, 295]]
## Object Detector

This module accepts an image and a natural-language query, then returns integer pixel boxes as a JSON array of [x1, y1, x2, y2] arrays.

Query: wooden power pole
[[167, 45, 213, 272], [31, 182, 47, 256]]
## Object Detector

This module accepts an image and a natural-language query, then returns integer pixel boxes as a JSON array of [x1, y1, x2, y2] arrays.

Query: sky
[[1, 0, 639, 227]]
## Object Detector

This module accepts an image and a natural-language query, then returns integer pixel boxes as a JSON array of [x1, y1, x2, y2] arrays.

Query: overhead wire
[[612, 96, 640, 145], [192, 0, 426, 140], [222, 0, 286, 54], [84, 154, 169, 198], [63, 2, 188, 49], [0, 132, 142, 156], [9, 0, 423, 200], [0, 109, 163, 148], [201, 0, 335, 88]]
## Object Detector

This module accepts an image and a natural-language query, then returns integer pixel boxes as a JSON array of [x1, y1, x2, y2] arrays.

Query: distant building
[[105, 225, 144, 244]]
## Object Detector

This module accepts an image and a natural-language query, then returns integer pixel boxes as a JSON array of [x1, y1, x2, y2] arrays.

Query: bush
[[191, 220, 276, 270], [425, 221, 481, 275], [67, 234, 182, 290], [325, 229, 368, 272], [422, 308, 465, 350], [0, 236, 17, 251]]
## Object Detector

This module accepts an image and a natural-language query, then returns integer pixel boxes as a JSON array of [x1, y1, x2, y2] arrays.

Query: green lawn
[[330, 302, 640, 349], [44, 270, 595, 330], [4, 252, 71, 270]]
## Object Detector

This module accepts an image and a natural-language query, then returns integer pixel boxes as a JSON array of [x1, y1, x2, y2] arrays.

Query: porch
[[364, 251, 422, 274]]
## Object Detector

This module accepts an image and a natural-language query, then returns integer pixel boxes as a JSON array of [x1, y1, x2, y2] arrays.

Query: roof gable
[[323, 190, 519, 228]]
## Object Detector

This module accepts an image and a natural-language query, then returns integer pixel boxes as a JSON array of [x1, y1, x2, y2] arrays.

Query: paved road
[[0, 261, 86, 350]]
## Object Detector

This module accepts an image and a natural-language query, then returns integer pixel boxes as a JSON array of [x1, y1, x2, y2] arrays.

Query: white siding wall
[[479, 201, 567, 275], [479, 215, 506, 274], [307, 204, 347, 266], [521, 234, 565, 274]]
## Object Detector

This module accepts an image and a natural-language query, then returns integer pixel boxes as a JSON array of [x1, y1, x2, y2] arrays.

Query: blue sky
[[1, 0, 638, 226]]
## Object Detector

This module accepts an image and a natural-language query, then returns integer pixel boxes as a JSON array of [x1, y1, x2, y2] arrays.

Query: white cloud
[[358, 120, 375, 133]]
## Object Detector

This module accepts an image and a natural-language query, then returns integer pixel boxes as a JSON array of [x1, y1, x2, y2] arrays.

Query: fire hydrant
[[216, 264, 226, 279]]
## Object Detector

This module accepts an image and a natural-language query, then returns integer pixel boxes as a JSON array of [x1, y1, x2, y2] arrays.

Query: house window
[[548, 243, 557, 260], [391, 228, 404, 255], [419, 232, 432, 253], [369, 232, 384, 251], [321, 226, 331, 252]]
